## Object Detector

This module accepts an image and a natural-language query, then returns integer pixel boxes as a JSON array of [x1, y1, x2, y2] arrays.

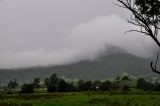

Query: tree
[[92, 80, 102, 91], [45, 73, 59, 92], [77, 80, 93, 91], [47, 84, 57, 92], [154, 83, 160, 91], [116, 0, 160, 74], [83, 81, 93, 91], [136, 78, 153, 91], [67, 82, 76, 92], [33, 77, 40, 91], [20, 83, 34, 94], [121, 76, 131, 81], [8, 79, 18, 91], [58, 79, 70, 92], [116, 76, 121, 82], [77, 79, 85, 91], [99, 80, 112, 91], [122, 85, 130, 92], [50, 73, 59, 85], [44, 78, 50, 87], [112, 82, 121, 91]]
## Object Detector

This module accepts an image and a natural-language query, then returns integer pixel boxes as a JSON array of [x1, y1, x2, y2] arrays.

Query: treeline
[[2, 73, 160, 94]]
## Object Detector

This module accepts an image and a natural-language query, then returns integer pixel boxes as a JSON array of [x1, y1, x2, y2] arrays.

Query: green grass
[[0, 92, 160, 106]]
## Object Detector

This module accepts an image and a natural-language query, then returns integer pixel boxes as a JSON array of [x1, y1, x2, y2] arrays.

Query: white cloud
[[0, 14, 156, 68], [66, 15, 155, 58]]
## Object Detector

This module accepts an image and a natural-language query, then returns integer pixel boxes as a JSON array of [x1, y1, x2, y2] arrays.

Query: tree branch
[[150, 53, 160, 75], [116, 0, 160, 75], [125, 29, 149, 35]]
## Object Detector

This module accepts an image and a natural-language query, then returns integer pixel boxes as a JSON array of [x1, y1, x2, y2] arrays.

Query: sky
[[0, 0, 156, 68]]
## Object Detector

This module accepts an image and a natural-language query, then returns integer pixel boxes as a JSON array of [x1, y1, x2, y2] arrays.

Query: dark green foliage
[[99, 80, 112, 91], [50, 73, 59, 85], [20, 84, 34, 94], [92, 80, 102, 91], [1, 93, 160, 106], [44, 78, 49, 87], [121, 76, 131, 81], [77, 80, 92, 91], [116, 76, 121, 81], [122, 85, 130, 91], [7, 79, 18, 90], [112, 82, 121, 91], [45, 73, 59, 92], [136, 78, 146, 90], [77, 80, 84, 91], [45, 73, 76, 92], [83, 81, 93, 91], [6, 90, 13, 94], [58, 79, 70, 92], [67, 82, 76, 92], [33, 77, 40, 90], [154, 84, 160, 91], [136, 78, 153, 91], [0, 103, 32, 106], [58, 79, 68, 92], [154, 82, 160, 91], [50, 73, 59, 90], [47, 84, 57, 92]]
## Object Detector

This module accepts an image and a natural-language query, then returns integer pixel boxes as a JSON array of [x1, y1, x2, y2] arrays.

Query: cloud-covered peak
[[0, 14, 156, 68]]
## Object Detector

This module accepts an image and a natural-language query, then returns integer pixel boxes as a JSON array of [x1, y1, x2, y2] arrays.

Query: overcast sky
[[0, 0, 156, 68]]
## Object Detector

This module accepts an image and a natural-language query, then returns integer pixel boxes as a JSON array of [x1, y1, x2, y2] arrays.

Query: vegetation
[[0, 92, 160, 106], [0, 73, 159, 106], [20, 84, 34, 94], [7, 79, 18, 91], [1, 0, 160, 106], [33, 77, 40, 91], [1, 73, 160, 94], [0, 53, 153, 84]]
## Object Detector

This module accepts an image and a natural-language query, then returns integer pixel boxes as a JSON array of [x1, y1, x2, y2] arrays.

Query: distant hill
[[0, 50, 156, 85]]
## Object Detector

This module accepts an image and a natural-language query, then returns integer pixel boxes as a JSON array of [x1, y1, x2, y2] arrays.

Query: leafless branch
[[150, 53, 160, 74], [125, 29, 149, 35]]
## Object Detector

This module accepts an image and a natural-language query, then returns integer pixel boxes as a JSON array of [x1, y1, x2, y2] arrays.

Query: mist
[[0, 0, 156, 68]]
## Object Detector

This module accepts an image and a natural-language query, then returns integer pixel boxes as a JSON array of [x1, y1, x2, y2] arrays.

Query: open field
[[0, 92, 160, 106]]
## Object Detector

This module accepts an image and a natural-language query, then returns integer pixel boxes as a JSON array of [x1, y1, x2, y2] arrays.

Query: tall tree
[[116, 0, 160, 74], [45, 73, 59, 92], [8, 79, 18, 91], [44, 78, 50, 87], [58, 79, 70, 92], [33, 77, 40, 91]]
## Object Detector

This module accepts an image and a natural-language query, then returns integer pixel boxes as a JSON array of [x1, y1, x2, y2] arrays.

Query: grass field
[[0, 92, 160, 106]]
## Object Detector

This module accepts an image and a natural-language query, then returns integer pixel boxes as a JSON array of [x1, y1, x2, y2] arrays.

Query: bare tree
[[115, 0, 160, 74]]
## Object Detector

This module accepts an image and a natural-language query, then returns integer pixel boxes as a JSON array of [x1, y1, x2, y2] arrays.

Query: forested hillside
[[0, 52, 155, 84]]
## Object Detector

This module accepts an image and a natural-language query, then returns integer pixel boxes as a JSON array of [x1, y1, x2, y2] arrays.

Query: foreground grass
[[0, 92, 160, 106]]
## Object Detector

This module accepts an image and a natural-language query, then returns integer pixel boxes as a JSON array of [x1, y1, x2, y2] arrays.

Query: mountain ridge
[[0, 51, 156, 85]]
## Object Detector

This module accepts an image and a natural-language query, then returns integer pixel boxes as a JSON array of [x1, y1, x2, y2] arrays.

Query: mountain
[[0, 50, 156, 85]]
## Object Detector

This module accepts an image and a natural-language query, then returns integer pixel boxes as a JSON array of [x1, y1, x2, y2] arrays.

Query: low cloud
[[0, 15, 156, 68], [66, 14, 155, 58]]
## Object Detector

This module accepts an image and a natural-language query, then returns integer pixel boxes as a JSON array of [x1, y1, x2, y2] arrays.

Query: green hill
[[0, 51, 155, 85]]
